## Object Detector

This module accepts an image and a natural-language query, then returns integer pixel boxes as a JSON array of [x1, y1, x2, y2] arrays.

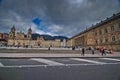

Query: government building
[[67, 12, 120, 51], [8, 26, 66, 48]]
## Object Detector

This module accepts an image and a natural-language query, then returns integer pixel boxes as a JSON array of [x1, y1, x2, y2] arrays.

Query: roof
[[0, 39, 7, 42], [70, 12, 120, 40]]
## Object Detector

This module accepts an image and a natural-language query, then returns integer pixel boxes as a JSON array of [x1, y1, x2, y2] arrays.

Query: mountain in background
[[32, 33, 69, 41]]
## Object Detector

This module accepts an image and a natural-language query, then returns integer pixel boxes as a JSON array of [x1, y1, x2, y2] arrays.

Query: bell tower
[[9, 26, 16, 39], [27, 27, 32, 39]]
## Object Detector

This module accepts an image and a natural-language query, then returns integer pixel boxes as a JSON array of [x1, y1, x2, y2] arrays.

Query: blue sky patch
[[32, 18, 42, 26], [38, 26, 48, 32], [32, 18, 48, 32]]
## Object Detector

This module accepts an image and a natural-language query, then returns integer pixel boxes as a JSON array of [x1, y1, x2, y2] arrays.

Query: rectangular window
[[96, 40, 98, 44], [119, 23, 120, 30], [100, 38, 102, 43], [95, 32, 97, 35], [104, 28, 108, 33], [99, 30, 102, 35], [111, 25, 114, 32], [105, 37, 108, 42], [112, 36, 116, 42]]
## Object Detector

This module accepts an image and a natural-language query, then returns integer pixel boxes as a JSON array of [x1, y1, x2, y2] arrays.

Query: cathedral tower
[[9, 26, 16, 39], [27, 27, 32, 39]]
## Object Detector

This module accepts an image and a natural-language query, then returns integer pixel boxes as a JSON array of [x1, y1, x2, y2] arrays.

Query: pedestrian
[[91, 47, 95, 55], [99, 48, 102, 53], [81, 48, 85, 56], [72, 46, 75, 50], [99, 47, 103, 55], [48, 47, 50, 50], [102, 48, 106, 56]]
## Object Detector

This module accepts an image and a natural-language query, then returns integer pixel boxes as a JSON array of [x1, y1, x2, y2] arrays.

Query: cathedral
[[8, 26, 32, 47], [7, 26, 66, 48]]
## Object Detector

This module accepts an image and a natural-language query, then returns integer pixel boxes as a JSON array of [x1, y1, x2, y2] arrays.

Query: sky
[[0, 0, 120, 37]]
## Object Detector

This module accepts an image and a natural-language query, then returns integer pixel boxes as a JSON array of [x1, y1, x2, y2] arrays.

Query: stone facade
[[7, 26, 65, 48], [67, 12, 120, 51], [8, 26, 32, 47]]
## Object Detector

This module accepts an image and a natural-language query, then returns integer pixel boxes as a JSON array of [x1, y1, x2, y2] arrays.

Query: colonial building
[[67, 12, 120, 51], [7, 26, 66, 47], [0, 33, 9, 40], [0, 33, 9, 46]]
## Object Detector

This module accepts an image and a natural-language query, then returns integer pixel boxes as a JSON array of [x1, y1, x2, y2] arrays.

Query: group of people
[[80, 47, 112, 56], [99, 47, 106, 56]]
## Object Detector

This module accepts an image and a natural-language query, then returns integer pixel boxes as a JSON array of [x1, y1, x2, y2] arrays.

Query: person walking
[[72, 46, 75, 50], [99, 47, 103, 55], [102, 48, 106, 56], [48, 46, 50, 50], [81, 48, 85, 56], [91, 47, 95, 55]]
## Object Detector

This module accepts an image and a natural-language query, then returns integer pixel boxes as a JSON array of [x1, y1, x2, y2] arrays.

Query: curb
[[0, 56, 120, 59]]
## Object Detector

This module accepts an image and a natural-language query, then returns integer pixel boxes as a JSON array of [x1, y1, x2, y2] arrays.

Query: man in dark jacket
[[81, 48, 85, 56], [102, 48, 106, 56]]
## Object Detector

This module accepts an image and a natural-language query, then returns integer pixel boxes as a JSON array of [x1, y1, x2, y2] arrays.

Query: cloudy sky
[[0, 0, 120, 37]]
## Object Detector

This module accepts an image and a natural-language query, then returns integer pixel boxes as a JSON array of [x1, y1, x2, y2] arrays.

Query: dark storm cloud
[[0, 0, 120, 37]]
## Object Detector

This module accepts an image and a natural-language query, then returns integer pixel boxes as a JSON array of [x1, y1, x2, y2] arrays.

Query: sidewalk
[[0, 52, 120, 58]]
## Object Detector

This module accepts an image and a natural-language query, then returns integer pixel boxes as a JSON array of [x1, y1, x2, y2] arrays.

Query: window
[[105, 37, 108, 42], [96, 40, 98, 44], [112, 36, 116, 42], [99, 30, 102, 35], [100, 38, 102, 43], [118, 23, 120, 30], [104, 28, 108, 33], [95, 32, 97, 35], [111, 25, 114, 32]]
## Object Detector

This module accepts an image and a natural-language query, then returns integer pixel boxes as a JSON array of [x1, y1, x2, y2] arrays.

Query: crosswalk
[[70, 58, 107, 64], [0, 62, 4, 67], [31, 58, 64, 66], [0, 58, 120, 67], [99, 58, 120, 61]]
